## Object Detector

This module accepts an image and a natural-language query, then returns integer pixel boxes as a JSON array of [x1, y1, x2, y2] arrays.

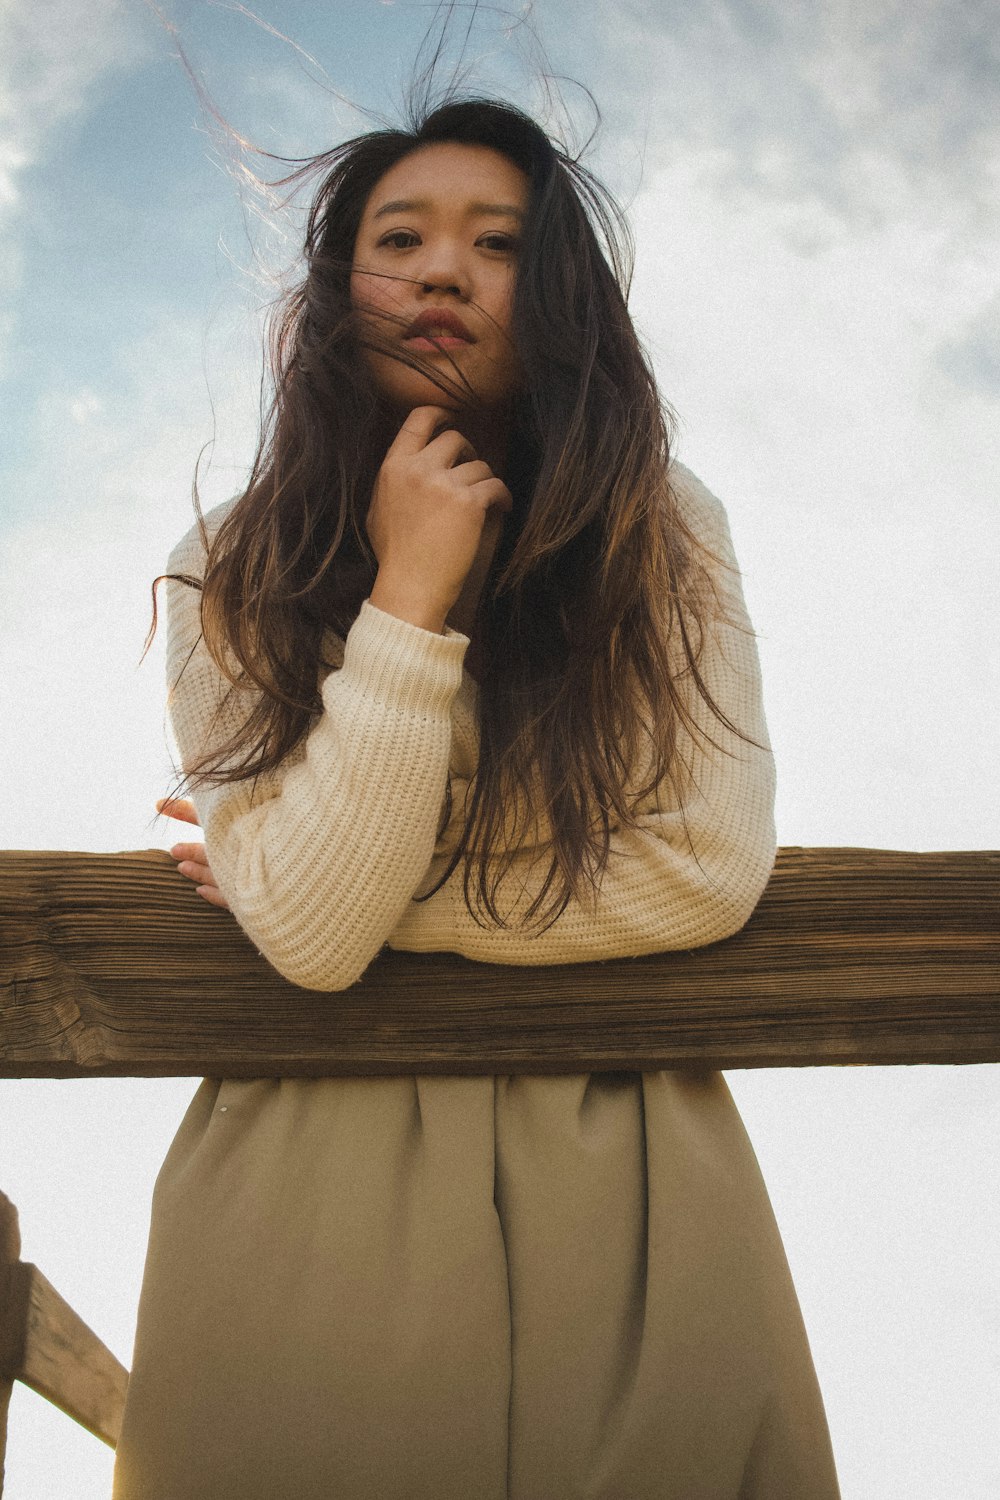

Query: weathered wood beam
[[0, 1192, 129, 1486], [0, 1194, 19, 1494], [1, 848, 997, 1076], [4, 1265, 128, 1449]]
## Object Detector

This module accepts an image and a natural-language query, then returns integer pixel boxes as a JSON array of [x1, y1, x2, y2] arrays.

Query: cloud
[[626, 145, 1000, 850], [581, 0, 1000, 246], [0, 0, 151, 375], [0, 306, 261, 852], [934, 291, 1000, 396], [0, 0, 150, 203]]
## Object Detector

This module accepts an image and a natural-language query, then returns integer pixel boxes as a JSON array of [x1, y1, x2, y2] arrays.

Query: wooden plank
[[0, 1192, 128, 1457], [0, 847, 997, 1076], [0, 1194, 21, 1496], [6, 1265, 128, 1450], [0, 1189, 130, 1471]]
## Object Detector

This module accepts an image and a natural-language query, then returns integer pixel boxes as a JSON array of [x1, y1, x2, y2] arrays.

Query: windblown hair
[[162, 95, 744, 930]]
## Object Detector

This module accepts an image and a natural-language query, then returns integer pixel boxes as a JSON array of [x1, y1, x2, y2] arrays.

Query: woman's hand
[[156, 797, 231, 910], [367, 405, 512, 633]]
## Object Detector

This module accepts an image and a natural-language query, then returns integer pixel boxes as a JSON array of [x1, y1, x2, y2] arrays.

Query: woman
[[113, 98, 840, 1498]]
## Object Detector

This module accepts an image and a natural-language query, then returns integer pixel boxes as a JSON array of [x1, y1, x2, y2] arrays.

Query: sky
[[0, 0, 998, 1495]]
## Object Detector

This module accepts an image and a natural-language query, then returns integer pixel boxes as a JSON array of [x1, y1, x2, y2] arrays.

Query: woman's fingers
[[367, 405, 510, 629], [170, 841, 207, 862], [158, 802, 230, 910], [425, 426, 477, 468], [193, 883, 231, 911], [176, 856, 232, 911], [157, 796, 201, 827], [451, 462, 513, 512], [167, 840, 231, 910], [175, 857, 213, 885], [387, 404, 455, 456]]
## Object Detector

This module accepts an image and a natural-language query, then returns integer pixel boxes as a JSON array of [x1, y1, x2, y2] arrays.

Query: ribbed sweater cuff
[[334, 599, 468, 716]]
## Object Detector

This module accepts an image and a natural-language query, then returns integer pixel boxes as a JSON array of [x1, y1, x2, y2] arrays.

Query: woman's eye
[[478, 234, 519, 253], [378, 231, 419, 249]]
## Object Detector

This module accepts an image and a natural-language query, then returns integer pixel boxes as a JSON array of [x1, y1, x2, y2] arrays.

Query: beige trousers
[[113, 1070, 840, 1499]]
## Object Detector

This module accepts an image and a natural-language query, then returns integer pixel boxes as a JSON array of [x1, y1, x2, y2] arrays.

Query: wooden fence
[[0, 1192, 127, 1495], [1, 843, 997, 1490]]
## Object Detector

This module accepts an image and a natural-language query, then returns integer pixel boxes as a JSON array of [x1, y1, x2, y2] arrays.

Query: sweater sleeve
[[164, 505, 468, 992], [387, 463, 777, 963]]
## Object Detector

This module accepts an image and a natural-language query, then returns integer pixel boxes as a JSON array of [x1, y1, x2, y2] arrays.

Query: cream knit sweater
[[164, 462, 776, 991]]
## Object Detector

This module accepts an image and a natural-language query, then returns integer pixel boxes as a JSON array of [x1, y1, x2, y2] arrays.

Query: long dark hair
[[160, 95, 744, 930]]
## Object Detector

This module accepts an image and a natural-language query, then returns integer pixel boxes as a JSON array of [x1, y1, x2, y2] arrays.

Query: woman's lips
[[403, 334, 471, 351], [403, 309, 476, 347]]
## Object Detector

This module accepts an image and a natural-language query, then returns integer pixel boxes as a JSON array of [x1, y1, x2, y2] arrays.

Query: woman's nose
[[412, 242, 469, 298], [420, 276, 463, 296]]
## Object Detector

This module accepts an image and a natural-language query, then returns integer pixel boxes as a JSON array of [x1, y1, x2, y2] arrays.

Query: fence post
[[0, 1189, 129, 1488], [0, 1193, 27, 1499]]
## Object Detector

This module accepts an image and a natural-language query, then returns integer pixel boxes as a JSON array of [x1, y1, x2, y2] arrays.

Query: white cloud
[[0, 304, 262, 852], [0, 0, 151, 380], [585, 0, 1000, 247], [0, 0, 149, 197], [562, 0, 1000, 853], [628, 148, 1000, 852], [0, 136, 27, 205], [68, 388, 105, 425], [935, 289, 1000, 396]]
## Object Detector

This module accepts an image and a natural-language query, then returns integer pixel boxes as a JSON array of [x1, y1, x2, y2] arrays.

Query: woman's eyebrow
[[372, 198, 525, 221]]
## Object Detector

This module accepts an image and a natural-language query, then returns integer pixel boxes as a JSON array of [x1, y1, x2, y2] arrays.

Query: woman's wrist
[[369, 570, 449, 634]]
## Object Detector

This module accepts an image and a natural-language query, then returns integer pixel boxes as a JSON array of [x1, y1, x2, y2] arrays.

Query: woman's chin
[[369, 363, 470, 415], [404, 390, 464, 413]]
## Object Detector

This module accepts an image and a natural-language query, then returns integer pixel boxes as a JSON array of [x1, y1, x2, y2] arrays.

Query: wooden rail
[[0, 1192, 128, 1494], [1, 847, 997, 1076]]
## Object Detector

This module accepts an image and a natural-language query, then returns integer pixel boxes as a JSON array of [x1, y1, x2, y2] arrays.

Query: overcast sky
[[1, 2, 998, 1497]]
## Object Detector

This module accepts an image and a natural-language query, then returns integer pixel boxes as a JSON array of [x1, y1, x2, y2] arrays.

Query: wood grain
[[12, 1267, 128, 1449], [1, 847, 997, 1076], [0, 1192, 129, 1481], [0, 1194, 21, 1495]]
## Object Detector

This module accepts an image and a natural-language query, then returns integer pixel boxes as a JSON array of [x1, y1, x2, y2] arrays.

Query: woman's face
[[350, 142, 530, 413]]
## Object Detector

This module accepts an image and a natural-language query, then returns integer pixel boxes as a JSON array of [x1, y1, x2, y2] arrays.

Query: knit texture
[[164, 462, 776, 990]]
